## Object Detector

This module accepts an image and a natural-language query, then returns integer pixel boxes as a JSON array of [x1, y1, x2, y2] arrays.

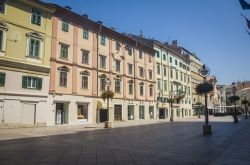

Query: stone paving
[[0, 116, 250, 165]]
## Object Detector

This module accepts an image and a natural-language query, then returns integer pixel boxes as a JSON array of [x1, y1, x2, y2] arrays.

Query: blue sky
[[44, 0, 250, 85]]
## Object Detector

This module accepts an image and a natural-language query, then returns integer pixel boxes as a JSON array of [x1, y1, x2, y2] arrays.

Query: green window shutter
[[0, 72, 6, 86], [22, 76, 27, 88], [37, 78, 42, 90]]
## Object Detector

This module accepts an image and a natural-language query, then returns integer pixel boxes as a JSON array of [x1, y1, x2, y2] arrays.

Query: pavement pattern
[[0, 116, 250, 165]]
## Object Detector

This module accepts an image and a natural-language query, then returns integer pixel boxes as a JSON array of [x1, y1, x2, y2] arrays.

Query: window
[[83, 28, 89, 39], [188, 76, 190, 83], [129, 83, 133, 95], [115, 79, 121, 93], [0, 72, 5, 86], [140, 85, 144, 96], [60, 43, 69, 59], [99, 55, 106, 68], [184, 74, 186, 82], [163, 54, 166, 61], [163, 67, 167, 77], [171, 83, 173, 92], [175, 59, 178, 65], [170, 69, 173, 78], [157, 64, 160, 75], [28, 38, 41, 59], [59, 71, 67, 87], [116, 42, 121, 51], [180, 72, 183, 81], [62, 20, 69, 32], [77, 104, 88, 120], [0, 30, 3, 51], [170, 56, 172, 63], [149, 70, 153, 80], [156, 51, 160, 58], [101, 35, 105, 45], [115, 59, 120, 72], [22, 76, 42, 90], [139, 106, 145, 119], [82, 75, 88, 89], [139, 50, 143, 59], [164, 81, 167, 92], [100, 77, 106, 91], [139, 67, 144, 77], [0, 0, 5, 13], [128, 63, 133, 75], [179, 62, 182, 68], [31, 8, 42, 25], [176, 71, 178, 80], [148, 55, 152, 63], [187, 66, 190, 71], [149, 85, 153, 96], [188, 87, 191, 95], [157, 79, 161, 90], [82, 50, 89, 64]]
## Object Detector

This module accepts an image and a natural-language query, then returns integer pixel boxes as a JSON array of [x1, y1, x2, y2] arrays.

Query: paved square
[[0, 116, 250, 165]]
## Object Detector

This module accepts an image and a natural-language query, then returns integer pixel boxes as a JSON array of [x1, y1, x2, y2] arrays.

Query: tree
[[228, 95, 240, 123]]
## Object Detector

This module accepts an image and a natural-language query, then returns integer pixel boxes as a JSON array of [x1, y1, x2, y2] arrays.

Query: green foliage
[[196, 82, 213, 95], [228, 95, 240, 103], [101, 90, 114, 101]]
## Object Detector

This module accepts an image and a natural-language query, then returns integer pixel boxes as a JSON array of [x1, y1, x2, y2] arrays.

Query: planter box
[[105, 121, 113, 128]]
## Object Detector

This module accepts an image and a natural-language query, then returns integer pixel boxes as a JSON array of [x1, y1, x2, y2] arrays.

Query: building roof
[[46, 4, 155, 55]]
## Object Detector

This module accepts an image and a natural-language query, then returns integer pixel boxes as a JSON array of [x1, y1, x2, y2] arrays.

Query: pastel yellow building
[[0, 0, 54, 127]]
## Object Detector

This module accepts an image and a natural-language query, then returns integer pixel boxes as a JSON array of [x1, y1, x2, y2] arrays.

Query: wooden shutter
[[22, 76, 27, 88], [0, 72, 5, 86], [37, 78, 42, 90]]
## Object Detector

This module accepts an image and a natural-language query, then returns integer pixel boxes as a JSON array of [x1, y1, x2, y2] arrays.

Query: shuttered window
[[22, 76, 42, 90]]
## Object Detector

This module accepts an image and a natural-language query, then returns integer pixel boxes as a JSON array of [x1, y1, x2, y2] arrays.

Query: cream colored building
[[0, 0, 54, 127]]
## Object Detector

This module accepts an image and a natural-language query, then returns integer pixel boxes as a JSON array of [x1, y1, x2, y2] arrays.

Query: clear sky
[[44, 0, 250, 85]]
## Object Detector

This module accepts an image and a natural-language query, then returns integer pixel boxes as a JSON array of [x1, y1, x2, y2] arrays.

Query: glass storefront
[[139, 105, 145, 119], [77, 104, 88, 121], [128, 105, 134, 120], [149, 106, 154, 119]]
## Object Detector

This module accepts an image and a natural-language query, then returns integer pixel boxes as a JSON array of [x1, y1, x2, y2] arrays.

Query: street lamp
[[243, 92, 248, 119], [105, 78, 111, 121], [169, 91, 174, 122], [199, 65, 212, 135]]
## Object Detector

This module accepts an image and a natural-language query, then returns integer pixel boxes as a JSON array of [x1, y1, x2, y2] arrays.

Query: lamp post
[[105, 78, 111, 121], [169, 91, 174, 122], [199, 65, 212, 135], [243, 92, 248, 119]]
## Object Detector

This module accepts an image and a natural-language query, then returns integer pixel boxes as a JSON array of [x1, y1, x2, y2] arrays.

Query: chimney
[[97, 21, 103, 24], [64, 6, 71, 10], [172, 40, 177, 47]]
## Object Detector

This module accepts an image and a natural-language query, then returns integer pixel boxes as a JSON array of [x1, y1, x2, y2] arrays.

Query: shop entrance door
[[114, 105, 122, 121], [159, 108, 165, 119], [100, 109, 108, 122]]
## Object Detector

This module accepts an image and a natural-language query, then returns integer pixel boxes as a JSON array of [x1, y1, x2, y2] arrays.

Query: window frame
[[83, 28, 89, 39], [128, 63, 133, 75], [31, 8, 42, 26], [28, 37, 41, 59], [81, 75, 88, 89], [99, 55, 106, 69], [101, 34, 106, 45], [115, 79, 121, 93], [62, 20, 69, 32], [115, 59, 121, 72], [0, 72, 6, 86], [81, 49, 89, 64], [60, 43, 69, 59], [128, 83, 133, 95], [59, 70, 68, 87]]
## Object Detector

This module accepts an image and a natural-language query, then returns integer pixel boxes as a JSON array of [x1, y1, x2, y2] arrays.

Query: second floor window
[[83, 28, 89, 39], [128, 63, 133, 75], [156, 51, 160, 58], [59, 71, 67, 87], [180, 72, 183, 81], [99, 55, 106, 69], [31, 8, 42, 25], [0, 0, 5, 13], [115, 79, 121, 93], [140, 85, 144, 96], [60, 43, 69, 59], [129, 83, 133, 95], [82, 75, 88, 89], [163, 54, 166, 61], [170, 69, 173, 78], [82, 50, 89, 64], [0, 72, 5, 86], [170, 56, 172, 63], [149, 86, 153, 97], [101, 35, 105, 45], [176, 71, 178, 80], [139, 67, 144, 77], [164, 81, 167, 92], [62, 20, 69, 32], [28, 38, 40, 59], [149, 70, 153, 80], [100, 77, 106, 91], [115, 60, 120, 72]]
